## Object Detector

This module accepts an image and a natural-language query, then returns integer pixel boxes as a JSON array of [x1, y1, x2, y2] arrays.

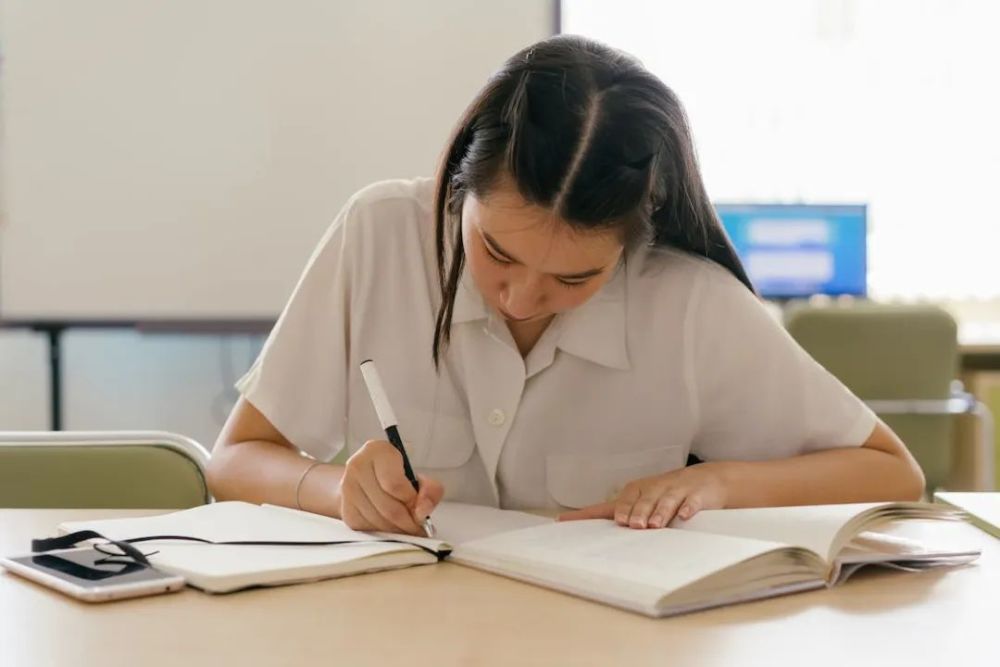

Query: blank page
[[935, 492, 1000, 537], [454, 520, 791, 599], [57, 502, 442, 592], [60, 501, 377, 543]]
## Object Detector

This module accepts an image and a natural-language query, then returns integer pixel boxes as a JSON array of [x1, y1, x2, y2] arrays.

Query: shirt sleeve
[[688, 263, 877, 462], [234, 197, 358, 462]]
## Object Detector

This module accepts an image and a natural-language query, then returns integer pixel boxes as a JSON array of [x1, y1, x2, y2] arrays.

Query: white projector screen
[[0, 0, 553, 323]]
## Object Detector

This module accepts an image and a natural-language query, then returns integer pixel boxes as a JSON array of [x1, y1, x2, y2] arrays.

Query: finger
[[414, 475, 444, 520], [338, 478, 368, 530], [675, 495, 702, 522], [357, 464, 422, 534], [557, 502, 615, 521], [355, 442, 423, 533], [339, 477, 388, 532], [371, 449, 419, 505], [356, 482, 411, 533], [614, 486, 642, 526], [343, 450, 403, 532], [648, 493, 686, 529], [340, 503, 369, 531], [627, 494, 659, 529]]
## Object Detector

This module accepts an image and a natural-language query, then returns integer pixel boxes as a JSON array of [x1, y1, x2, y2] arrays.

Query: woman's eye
[[485, 246, 511, 264], [557, 278, 589, 288]]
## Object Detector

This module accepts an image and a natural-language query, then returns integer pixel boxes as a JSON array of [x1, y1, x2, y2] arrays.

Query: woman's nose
[[501, 276, 543, 319]]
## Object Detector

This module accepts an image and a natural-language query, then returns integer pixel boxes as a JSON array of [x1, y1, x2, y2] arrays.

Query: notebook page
[[133, 541, 433, 590], [261, 503, 453, 552], [269, 502, 549, 548], [935, 492, 1000, 538], [60, 501, 379, 543], [453, 519, 792, 604], [58, 502, 439, 592]]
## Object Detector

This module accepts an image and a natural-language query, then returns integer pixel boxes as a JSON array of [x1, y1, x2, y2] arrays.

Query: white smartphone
[[0, 547, 185, 602]]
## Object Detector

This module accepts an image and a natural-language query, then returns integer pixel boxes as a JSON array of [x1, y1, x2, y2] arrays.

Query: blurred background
[[1, 0, 997, 491]]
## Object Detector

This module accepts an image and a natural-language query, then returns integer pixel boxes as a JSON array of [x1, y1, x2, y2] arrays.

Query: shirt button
[[487, 409, 506, 426]]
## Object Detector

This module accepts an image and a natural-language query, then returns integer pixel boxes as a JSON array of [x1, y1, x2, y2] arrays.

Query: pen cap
[[359, 360, 398, 429]]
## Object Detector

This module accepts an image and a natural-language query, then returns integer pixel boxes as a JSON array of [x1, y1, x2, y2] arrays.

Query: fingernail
[[414, 503, 430, 520], [615, 513, 628, 525], [678, 507, 690, 519], [630, 518, 645, 529], [649, 514, 663, 528]]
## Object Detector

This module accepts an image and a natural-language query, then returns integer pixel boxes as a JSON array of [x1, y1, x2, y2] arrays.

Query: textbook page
[[429, 502, 552, 544], [674, 502, 963, 562], [451, 519, 801, 613], [672, 503, 886, 561]]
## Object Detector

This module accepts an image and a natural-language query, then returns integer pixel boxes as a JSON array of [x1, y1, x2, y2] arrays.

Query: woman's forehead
[[467, 180, 620, 239], [464, 189, 622, 268]]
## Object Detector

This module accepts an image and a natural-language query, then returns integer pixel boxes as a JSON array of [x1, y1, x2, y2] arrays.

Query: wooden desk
[[2, 509, 998, 667]]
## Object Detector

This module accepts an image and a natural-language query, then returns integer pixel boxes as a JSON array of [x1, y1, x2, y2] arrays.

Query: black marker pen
[[359, 359, 436, 538]]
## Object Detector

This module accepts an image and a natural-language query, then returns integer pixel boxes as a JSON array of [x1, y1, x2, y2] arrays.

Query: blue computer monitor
[[715, 203, 868, 299]]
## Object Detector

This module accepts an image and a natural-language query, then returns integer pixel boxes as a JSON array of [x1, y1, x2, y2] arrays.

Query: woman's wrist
[[697, 460, 739, 509], [296, 462, 346, 517]]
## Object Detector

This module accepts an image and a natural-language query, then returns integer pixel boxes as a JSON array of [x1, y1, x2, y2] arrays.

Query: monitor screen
[[715, 204, 867, 299]]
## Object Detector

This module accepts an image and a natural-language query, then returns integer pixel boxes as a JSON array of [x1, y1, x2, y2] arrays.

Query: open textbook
[[52, 500, 980, 618]]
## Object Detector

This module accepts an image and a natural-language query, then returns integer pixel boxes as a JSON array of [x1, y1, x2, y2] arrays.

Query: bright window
[[562, 0, 1000, 299]]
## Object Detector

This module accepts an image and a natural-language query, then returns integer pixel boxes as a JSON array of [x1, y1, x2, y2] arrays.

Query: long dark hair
[[432, 35, 753, 366]]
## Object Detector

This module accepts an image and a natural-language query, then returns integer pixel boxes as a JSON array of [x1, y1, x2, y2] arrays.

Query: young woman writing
[[207, 36, 924, 535]]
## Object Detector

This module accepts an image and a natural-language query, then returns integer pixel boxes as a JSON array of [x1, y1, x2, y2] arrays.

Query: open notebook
[[934, 492, 1000, 539], [54, 501, 979, 617]]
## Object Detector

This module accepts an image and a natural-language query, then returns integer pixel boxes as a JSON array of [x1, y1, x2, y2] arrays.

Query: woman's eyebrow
[[481, 230, 606, 280]]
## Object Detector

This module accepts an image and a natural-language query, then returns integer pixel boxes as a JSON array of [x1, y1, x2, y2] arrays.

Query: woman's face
[[461, 181, 624, 324]]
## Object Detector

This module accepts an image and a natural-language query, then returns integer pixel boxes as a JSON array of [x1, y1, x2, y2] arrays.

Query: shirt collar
[[554, 262, 630, 371], [451, 268, 489, 324], [449, 262, 631, 371]]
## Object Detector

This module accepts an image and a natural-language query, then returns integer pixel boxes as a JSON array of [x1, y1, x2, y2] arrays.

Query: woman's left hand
[[557, 462, 729, 528]]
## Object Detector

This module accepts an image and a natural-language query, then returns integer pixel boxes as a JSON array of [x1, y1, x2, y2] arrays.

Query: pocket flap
[[396, 407, 477, 469]]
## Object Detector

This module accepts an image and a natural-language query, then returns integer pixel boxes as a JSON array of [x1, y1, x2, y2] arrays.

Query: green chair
[[0, 431, 211, 508], [785, 302, 993, 492]]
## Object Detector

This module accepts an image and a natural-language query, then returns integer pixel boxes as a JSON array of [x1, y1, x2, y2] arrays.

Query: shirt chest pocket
[[545, 445, 687, 509], [396, 407, 477, 470]]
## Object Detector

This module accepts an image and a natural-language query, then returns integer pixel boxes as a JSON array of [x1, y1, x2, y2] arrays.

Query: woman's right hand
[[336, 439, 444, 535]]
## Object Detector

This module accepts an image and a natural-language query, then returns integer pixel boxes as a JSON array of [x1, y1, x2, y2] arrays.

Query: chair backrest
[[785, 303, 958, 491], [0, 431, 211, 508]]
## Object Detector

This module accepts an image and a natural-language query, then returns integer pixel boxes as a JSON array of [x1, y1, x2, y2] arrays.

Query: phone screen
[[6, 548, 178, 588]]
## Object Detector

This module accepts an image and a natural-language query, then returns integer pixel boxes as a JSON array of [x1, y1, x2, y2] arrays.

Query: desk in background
[[1, 508, 997, 667]]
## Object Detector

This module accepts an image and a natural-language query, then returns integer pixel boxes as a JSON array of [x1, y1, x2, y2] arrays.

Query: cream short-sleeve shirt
[[236, 178, 877, 510]]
